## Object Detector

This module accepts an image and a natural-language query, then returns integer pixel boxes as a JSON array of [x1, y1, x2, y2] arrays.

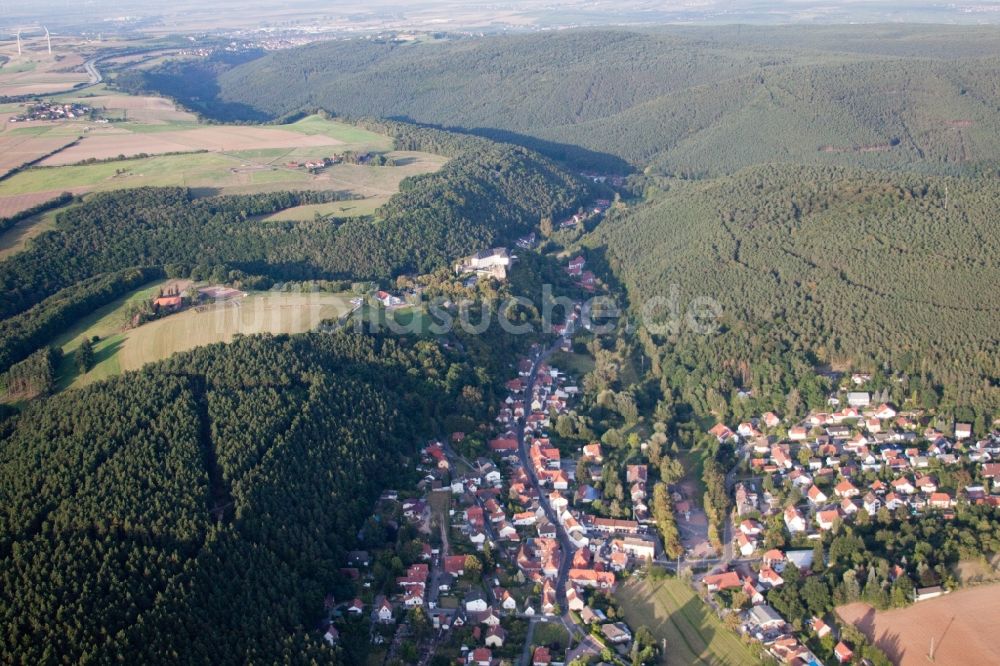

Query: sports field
[[615, 577, 760, 666], [837, 585, 1000, 666]]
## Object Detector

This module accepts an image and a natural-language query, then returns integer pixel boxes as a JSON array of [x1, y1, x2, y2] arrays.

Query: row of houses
[[472, 335, 653, 662], [702, 389, 1000, 664], [700, 551, 860, 665], [716, 399, 1000, 551]]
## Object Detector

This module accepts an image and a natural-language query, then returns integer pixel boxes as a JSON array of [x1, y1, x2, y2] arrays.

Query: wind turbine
[[15, 28, 21, 55], [44, 26, 51, 54]]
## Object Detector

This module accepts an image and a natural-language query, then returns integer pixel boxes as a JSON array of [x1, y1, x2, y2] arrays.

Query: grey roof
[[749, 604, 784, 626]]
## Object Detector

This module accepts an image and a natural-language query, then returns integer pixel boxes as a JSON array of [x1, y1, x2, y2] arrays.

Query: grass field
[[616, 577, 760, 666], [262, 198, 386, 220], [53, 280, 170, 389], [54, 285, 355, 389], [837, 585, 1000, 666], [550, 350, 596, 376], [0, 202, 66, 259], [0, 111, 446, 221]]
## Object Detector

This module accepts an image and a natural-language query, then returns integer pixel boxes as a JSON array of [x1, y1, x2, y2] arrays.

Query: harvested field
[[837, 585, 1000, 665], [74, 94, 198, 124], [117, 292, 355, 373], [0, 55, 90, 96], [40, 126, 345, 165], [0, 46, 89, 96], [0, 134, 78, 176], [0, 191, 67, 219]]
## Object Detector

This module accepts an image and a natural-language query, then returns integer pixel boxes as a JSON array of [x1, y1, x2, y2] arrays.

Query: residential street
[[514, 327, 590, 642]]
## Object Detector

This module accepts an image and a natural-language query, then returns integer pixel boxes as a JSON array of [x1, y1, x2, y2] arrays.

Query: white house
[[784, 506, 807, 533], [376, 599, 394, 623], [806, 485, 828, 505], [737, 532, 756, 557]]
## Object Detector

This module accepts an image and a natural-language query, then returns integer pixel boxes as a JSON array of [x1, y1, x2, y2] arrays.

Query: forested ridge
[[0, 331, 488, 663], [591, 164, 999, 421], [133, 26, 1000, 175]]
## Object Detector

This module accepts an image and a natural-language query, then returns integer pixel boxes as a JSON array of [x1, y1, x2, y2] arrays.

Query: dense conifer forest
[[592, 165, 999, 424], [131, 27, 1000, 175], [0, 332, 489, 663]]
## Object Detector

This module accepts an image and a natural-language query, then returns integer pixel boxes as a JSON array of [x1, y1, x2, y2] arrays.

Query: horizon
[[3, 0, 1000, 35]]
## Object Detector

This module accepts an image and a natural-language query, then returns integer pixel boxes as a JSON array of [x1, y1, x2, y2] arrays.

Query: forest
[[131, 26, 1000, 175], [591, 165, 999, 425], [0, 331, 495, 663]]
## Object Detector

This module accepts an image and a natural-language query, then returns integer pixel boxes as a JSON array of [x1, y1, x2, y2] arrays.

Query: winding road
[[83, 58, 102, 86]]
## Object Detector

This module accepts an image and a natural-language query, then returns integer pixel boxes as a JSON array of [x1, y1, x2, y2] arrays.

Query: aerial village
[[695, 377, 1000, 665], [320, 245, 1000, 665], [320, 253, 662, 665], [9, 101, 97, 123]]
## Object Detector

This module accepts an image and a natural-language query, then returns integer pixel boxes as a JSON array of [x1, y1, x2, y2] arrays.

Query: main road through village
[[514, 324, 584, 638]]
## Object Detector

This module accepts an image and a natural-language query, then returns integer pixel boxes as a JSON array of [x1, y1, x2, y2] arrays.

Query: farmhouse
[[153, 295, 182, 310]]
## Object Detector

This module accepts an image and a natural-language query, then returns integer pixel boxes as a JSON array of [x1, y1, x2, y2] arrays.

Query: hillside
[[137, 26, 1000, 174], [0, 122, 589, 374], [0, 331, 488, 663], [590, 165, 999, 419]]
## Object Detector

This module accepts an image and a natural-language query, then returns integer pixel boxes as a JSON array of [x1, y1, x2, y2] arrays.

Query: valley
[[0, 20, 997, 666]]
